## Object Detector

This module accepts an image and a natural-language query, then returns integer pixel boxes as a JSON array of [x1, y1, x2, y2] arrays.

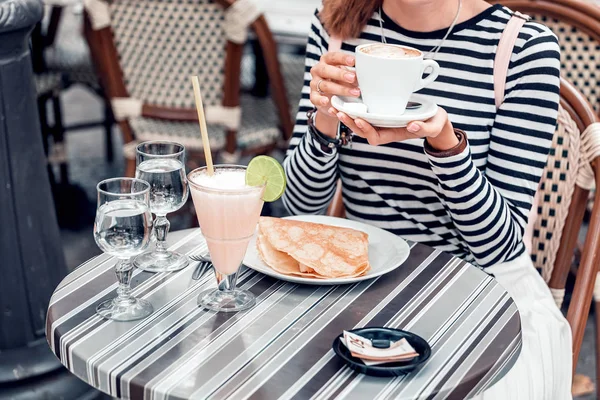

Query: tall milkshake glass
[[188, 165, 265, 312]]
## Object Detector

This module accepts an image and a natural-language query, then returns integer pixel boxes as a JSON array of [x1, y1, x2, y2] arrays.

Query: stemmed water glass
[[93, 178, 154, 321], [134, 141, 190, 273]]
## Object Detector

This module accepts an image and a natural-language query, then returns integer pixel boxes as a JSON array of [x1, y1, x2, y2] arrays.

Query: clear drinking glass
[[93, 178, 154, 321], [188, 165, 265, 312], [133, 141, 190, 272]]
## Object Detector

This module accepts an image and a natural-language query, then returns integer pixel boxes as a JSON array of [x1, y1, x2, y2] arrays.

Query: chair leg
[[570, 294, 596, 397], [38, 95, 58, 187], [596, 300, 600, 398], [51, 94, 68, 184], [251, 39, 269, 98], [189, 205, 199, 228], [38, 96, 50, 155], [571, 299, 600, 397], [104, 102, 114, 163], [125, 158, 136, 178]]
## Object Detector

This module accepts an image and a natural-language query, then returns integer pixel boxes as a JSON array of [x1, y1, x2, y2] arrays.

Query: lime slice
[[246, 156, 286, 202]]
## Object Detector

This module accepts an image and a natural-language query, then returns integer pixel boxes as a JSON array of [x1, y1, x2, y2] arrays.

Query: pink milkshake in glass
[[188, 165, 265, 312]]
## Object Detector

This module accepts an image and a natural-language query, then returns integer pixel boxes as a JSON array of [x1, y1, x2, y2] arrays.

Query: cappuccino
[[355, 43, 439, 115], [359, 44, 421, 59]]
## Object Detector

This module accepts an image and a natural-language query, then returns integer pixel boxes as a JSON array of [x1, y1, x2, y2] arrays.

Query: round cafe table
[[46, 228, 522, 400]]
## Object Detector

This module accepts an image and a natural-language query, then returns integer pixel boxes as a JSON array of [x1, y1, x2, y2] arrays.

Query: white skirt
[[472, 252, 573, 400]]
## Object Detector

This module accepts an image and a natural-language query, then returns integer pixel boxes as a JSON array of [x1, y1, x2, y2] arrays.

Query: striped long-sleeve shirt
[[282, 5, 561, 268]]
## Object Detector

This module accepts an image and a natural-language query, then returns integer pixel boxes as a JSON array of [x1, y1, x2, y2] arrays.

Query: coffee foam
[[359, 44, 420, 59]]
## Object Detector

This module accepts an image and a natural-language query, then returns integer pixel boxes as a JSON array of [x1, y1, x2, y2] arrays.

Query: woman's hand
[[309, 52, 361, 136], [332, 107, 460, 151]]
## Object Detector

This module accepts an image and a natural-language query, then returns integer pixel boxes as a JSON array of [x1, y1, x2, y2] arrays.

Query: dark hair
[[320, 0, 382, 39]]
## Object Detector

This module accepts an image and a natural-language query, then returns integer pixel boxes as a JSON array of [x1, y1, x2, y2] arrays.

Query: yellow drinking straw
[[191, 76, 215, 176]]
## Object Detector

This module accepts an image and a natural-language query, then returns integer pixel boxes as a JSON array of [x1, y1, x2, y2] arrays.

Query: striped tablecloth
[[46, 228, 521, 400]]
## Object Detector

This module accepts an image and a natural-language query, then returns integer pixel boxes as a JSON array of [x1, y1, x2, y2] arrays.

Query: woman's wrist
[[315, 109, 339, 139], [425, 119, 459, 151], [424, 128, 467, 158]]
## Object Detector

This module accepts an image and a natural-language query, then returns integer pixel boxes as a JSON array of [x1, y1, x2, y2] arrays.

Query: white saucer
[[331, 94, 438, 128]]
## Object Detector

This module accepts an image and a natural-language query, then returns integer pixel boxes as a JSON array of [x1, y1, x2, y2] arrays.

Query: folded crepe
[[256, 217, 370, 279]]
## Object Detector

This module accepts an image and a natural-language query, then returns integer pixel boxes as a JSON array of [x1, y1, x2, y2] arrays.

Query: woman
[[283, 0, 571, 398]]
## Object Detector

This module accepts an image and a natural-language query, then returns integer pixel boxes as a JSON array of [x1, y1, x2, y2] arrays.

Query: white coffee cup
[[355, 43, 440, 115]]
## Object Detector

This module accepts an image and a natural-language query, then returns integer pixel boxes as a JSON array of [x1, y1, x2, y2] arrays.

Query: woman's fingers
[[374, 127, 414, 143], [323, 105, 338, 118], [323, 52, 355, 67], [308, 53, 358, 111], [350, 117, 378, 141], [333, 108, 451, 146], [353, 119, 411, 144], [336, 113, 416, 145], [309, 92, 339, 118], [312, 80, 360, 98], [309, 84, 352, 111], [310, 63, 359, 100], [336, 112, 380, 143], [406, 108, 448, 137], [309, 67, 359, 110], [311, 63, 357, 85], [309, 90, 330, 108]]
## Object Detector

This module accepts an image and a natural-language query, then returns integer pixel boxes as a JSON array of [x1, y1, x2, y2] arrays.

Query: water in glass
[[95, 199, 152, 258], [136, 158, 188, 216]]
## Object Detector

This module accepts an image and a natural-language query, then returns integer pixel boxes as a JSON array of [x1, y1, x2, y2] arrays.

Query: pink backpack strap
[[494, 11, 530, 109], [494, 11, 539, 254]]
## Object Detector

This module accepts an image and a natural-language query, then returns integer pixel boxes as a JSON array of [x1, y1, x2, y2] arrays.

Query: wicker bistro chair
[[552, 79, 600, 395], [325, 78, 600, 384], [483, 2, 600, 390], [34, 72, 68, 185], [32, 8, 70, 185], [488, 0, 600, 113], [82, 0, 293, 176], [41, 3, 117, 163]]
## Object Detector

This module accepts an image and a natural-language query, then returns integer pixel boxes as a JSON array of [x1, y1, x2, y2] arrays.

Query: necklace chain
[[378, 0, 462, 60]]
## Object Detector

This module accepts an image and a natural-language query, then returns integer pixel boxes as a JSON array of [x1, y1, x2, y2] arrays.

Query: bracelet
[[423, 129, 467, 158], [306, 109, 352, 150]]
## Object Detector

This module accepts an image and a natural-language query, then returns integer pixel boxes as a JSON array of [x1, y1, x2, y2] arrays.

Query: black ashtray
[[332, 327, 431, 377]]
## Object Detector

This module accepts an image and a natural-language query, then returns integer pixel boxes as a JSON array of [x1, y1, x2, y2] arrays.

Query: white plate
[[331, 94, 438, 128], [243, 215, 410, 285]]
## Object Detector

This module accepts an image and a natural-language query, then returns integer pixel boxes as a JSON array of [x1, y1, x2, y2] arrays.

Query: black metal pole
[[0, 1, 98, 398]]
